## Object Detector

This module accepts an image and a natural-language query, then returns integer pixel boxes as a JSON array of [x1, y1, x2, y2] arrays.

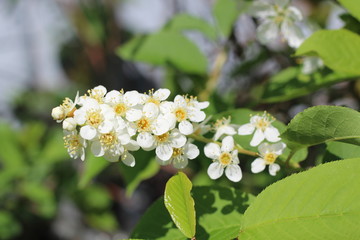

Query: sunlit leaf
[[338, 0, 360, 21]]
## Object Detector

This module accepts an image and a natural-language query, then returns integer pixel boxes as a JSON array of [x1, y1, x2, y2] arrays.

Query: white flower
[[52, 106, 65, 122], [120, 140, 140, 167], [52, 92, 79, 122], [104, 89, 142, 122], [74, 98, 115, 140], [156, 141, 199, 169], [137, 129, 186, 160], [251, 142, 286, 176], [301, 56, 324, 74], [63, 130, 86, 161], [140, 88, 171, 105], [238, 112, 280, 146], [62, 117, 77, 131], [205, 136, 242, 182], [161, 95, 207, 135], [251, 0, 304, 48], [213, 117, 237, 141]]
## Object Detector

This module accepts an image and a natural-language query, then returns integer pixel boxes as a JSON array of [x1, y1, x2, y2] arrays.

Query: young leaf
[[165, 14, 217, 40], [131, 186, 254, 240], [164, 172, 196, 239], [117, 31, 207, 74], [239, 158, 360, 239], [213, 0, 243, 38], [295, 29, 360, 75], [261, 67, 356, 103], [338, 0, 360, 22], [323, 141, 360, 163], [281, 105, 360, 151]]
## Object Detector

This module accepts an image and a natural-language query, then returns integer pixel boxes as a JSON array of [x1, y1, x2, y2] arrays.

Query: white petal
[[156, 156, 170, 166], [269, 163, 281, 176], [104, 90, 120, 103], [207, 162, 224, 180], [123, 91, 140, 106], [174, 95, 187, 107], [188, 109, 206, 122], [264, 126, 281, 142], [73, 110, 86, 125], [179, 120, 194, 135], [156, 144, 173, 161], [125, 140, 140, 151], [143, 103, 159, 119], [221, 136, 234, 152], [159, 101, 174, 114], [281, 20, 304, 48], [204, 143, 221, 159], [93, 85, 107, 96], [197, 101, 209, 109], [173, 156, 188, 169], [251, 158, 266, 173], [80, 125, 97, 140], [104, 153, 120, 162], [137, 132, 155, 149], [238, 123, 255, 135], [153, 88, 170, 101], [231, 150, 239, 164], [118, 133, 131, 145], [153, 117, 170, 135], [91, 141, 104, 157], [99, 120, 114, 134], [185, 144, 199, 160], [271, 142, 287, 155], [287, 6, 303, 22], [250, 129, 265, 146], [170, 131, 187, 148], [225, 165, 242, 182], [126, 108, 142, 122], [258, 142, 270, 155], [257, 20, 279, 44], [122, 152, 136, 167]]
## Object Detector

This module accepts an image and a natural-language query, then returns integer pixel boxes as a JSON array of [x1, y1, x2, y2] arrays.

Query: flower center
[[175, 108, 187, 122], [172, 147, 183, 157], [155, 132, 170, 143], [256, 119, 270, 131], [147, 97, 160, 105], [136, 117, 151, 132], [114, 103, 127, 116], [100, 132, 117, 149], [219, 152, 232, 166], [264, 153, 277, 164], [87, 111, 103, 127], [63, 134, 82, 154]]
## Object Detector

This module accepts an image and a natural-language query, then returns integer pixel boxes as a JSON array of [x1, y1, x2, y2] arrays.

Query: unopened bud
[[62, 117, 77, 131], [52, 106, 65, 121]]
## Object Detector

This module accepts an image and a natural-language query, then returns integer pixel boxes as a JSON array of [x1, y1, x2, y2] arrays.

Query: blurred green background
[[0, 0, 359, 239]]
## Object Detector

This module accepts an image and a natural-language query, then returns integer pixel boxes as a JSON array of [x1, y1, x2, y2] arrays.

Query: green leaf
[[164, 172, 196, 238], [213, 0, 243, 37], [166, 14, 217, 40], [324, 141, 360, 161], [119, 150, 160, 197], [295, 29, 360, 75], [239, 158, 360, 239], [117, 31, 207, 74], [281, 105, 360, 151], [0, 211, 21, 239], [261, 67, 356, 103], [338, 0, 360, 22], [131, 186, 254, 240], [78, 154, 109, 188]]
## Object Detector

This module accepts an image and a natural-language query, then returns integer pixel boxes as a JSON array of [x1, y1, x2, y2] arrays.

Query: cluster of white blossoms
[[52, 86, 287, 182], [52, 85, 208, 168]]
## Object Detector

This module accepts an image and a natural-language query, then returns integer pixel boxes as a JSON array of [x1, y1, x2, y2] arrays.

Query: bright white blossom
[[252, 142, 286, 176], [157, 141, 200, 169], [52, 92, 79, 122], [251, 0, 304, 48], [205, 136, 242, 182], [62, 117, 77, 131], [140, 88, 171, 106], [238, 112, 280, 146], [213, 117, 237, 141], [63, 130, 86, 161]]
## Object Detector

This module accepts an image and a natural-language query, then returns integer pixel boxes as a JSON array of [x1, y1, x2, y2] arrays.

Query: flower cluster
[[52, 86, 208, 168], [52, 86, 287, 183]]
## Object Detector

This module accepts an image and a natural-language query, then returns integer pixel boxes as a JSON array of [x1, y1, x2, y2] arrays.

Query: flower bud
[[62, 117, 77, 131], [52, 106, 65, 121]]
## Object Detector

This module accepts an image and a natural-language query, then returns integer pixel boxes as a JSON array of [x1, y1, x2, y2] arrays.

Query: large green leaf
[[338, 0, 360, 22], [214, 108, 307, 163], [322, 141, 360, 163], [164, 172, 196, 238], [261, 67, 356, 103], [239, 158, 360, 239], [165, 14, 217, 40], [119, 150, 160, 197], [117, 31, 207, 74], [281, 105, 360, 151], [131, 186, 254, 240], [295, 29, 360, 75], [213, 0, 246, 37]]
